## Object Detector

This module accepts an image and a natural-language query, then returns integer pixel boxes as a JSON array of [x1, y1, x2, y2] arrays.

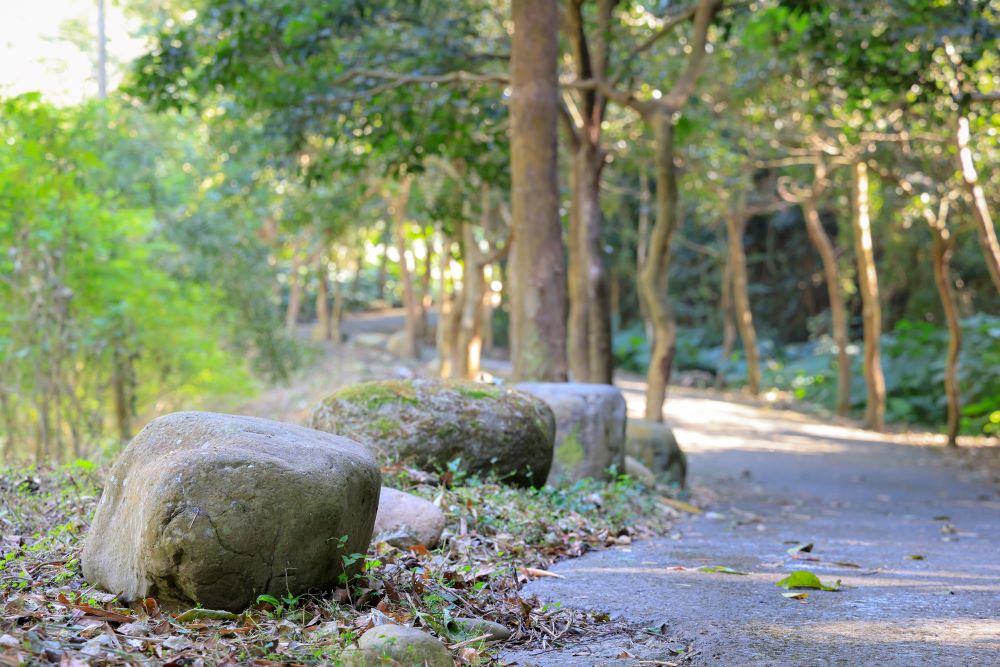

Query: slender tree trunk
[[932, 234, 962, 446], [580, 142, 614, 384], [640, 112, 679, 421], [456, 221, 486, 379], [637, 170, 654, 343], [955, 116, 1000, 293], [926, 202, 962, 447], [436, 233, 456, 377], [716, 254, 736, 389], [316, 254, 332, 341], [567, 157, 591, 381], [851, 161, 885, 431], [111, 343, 132, 443], [509, 0, 567, 381], [331, 272, 344, 344], [393, 176, 420, 359], [610, 269, 621, 325], [421, 237, 433, 342], [724, 210, 761, 395], [285, 247, 304, 333], [376, 236, 389, 303], [801, 198, 851, 416]]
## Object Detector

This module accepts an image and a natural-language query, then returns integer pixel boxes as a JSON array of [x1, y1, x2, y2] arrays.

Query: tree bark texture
[[955, 115, 1000, 294], [724, 210, 761, 395], [851, 161, 885, 431], [801, 197, 851, 416], [639, 112, 679, 421], [926, 201, 962, 446], [715, 254, 736, 390], [392, 176, 421, 359], [509, 0, 567, 381]]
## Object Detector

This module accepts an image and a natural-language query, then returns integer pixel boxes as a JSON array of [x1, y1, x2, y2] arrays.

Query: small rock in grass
[[82, 411, 381, 612], [346, 624, 452, 667], [449, 617, 512, 642], [374, 487, 446, 548]]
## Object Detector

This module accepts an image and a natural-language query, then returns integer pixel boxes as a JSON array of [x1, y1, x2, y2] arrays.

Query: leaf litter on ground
[[775, 570, 843, 592], [0, 461, 685, 665]]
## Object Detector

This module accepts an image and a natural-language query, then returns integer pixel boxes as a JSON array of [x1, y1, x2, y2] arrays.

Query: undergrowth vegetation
[[614, 314, 1000, 436], [0, 462, 679, 665]]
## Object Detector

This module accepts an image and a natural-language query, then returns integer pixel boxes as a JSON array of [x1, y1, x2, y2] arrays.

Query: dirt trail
[[504, 385, 1000, 666]]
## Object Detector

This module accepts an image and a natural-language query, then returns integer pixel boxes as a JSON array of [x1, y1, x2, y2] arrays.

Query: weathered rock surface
[[310, 379, 555, 487], [373, 487, 446, 548], [624, 455, 658, 488], [450, 617, 511, 642], [82, 411, 381, 612], [346, 624, 452, 667], [514, 383, 626, 483], [625, 418, 687, 487]]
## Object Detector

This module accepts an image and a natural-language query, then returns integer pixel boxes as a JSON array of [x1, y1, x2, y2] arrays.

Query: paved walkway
[[504, 387, 1000, 666]]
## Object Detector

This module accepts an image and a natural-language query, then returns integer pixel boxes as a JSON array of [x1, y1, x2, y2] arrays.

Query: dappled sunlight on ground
[[756, 618, 1000, 644]]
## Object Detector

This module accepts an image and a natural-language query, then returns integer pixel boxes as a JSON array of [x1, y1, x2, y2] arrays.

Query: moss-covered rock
[[625, 418, 687, 488], [82, 412, 380, 612], [310, 379, 555, 487]]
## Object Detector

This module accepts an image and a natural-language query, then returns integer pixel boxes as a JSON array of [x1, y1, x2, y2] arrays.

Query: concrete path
[[504, 386, 1000, 666]]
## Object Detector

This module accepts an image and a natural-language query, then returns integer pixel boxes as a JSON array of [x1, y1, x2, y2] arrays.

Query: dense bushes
[[613, 316, 1000, 437]]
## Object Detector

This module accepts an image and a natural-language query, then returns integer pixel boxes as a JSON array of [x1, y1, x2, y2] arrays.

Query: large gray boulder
[[373, 487, 446, 549], [309, 379, 555, 487], [626, 418, 687, 488], [82, 412, 381, 612], [514, 383, 626, 483]]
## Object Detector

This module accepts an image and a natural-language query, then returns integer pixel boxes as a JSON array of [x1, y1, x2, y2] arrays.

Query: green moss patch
[[334, 380, 419, 410]]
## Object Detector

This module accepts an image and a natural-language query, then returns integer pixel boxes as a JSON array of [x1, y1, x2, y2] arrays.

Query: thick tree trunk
[[716, 255, 736, 389], [724, 210, 761, 395], [393, 176, 420, 359], [851, 161, 885, 431], [955, 116, 1000, 293], [801, 198, 851, 416], [639, 112, 679, 421], [509, 0, 567, 381]]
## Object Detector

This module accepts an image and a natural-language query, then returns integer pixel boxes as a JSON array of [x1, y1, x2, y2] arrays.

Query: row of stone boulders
[[82, 377, 685, 618]]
